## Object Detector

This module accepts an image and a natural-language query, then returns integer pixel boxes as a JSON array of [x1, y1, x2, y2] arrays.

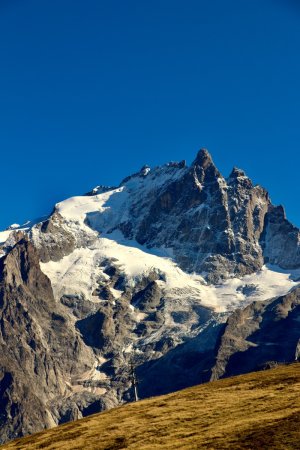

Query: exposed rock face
[[226, 167, 269, 277], [32, 212, 76, 262], [0, 238, 106, 443], [261, 205, 300, 269], [133, 150, 236, 281], [210, 286, 300, 381]]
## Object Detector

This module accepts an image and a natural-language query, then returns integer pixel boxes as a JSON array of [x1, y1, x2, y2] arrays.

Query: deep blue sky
[[0, 0, 300, 229]]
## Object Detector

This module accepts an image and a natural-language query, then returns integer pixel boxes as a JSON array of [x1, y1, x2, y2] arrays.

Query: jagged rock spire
[[193, 148, 214, 169], [229, 167, 246, 179], [227, 166, 253, 188], [192, 148, 221, 183]]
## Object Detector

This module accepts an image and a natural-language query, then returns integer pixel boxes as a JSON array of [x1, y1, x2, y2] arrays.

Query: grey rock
[[33, 212, 76, 262], [131, 281, 162, 312], [261, 205, 300, 269], [210, 286, 300, 380], [0, 237, 99, 443]]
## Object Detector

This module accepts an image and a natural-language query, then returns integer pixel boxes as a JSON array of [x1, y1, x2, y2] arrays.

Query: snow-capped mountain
[[0, 149, 300, 444]]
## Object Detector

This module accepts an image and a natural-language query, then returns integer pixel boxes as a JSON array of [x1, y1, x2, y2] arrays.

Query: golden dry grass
[[2, 364, 300, 450]]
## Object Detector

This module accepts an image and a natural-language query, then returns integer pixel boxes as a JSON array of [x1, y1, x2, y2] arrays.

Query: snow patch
[[212, 265, 300, 310]]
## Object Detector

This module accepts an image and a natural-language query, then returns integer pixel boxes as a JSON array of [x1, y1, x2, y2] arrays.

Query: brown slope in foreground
[[1, 364, 300, 450]]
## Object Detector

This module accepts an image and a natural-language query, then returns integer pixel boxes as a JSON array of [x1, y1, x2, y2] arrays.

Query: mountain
[[0, 149, 300, 444], [1, 364, 299, 450]]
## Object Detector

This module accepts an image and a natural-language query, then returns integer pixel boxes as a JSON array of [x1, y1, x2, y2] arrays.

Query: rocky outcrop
[[32, 212, 76, 262], [260, 205, 300, 269], [226, 167, 269, 277], [210, 286, 300, 380], [0, 237, 101, 443], [133, 150, 235, 281]]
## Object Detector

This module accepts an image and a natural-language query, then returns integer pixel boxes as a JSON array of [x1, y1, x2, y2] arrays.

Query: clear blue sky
[[0, 0, 300, 229]]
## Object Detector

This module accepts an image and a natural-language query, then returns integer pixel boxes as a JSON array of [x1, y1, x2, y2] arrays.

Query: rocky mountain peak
[[227, 166, 254, 190], [191, 148, 221, 185], [228, 166, 247, 179], [140, 164, 150, 173], [269, 204, 286, 220], [192, 148, 214, 168]]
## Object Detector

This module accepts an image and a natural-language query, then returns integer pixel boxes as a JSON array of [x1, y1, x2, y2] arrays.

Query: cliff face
[[0, 239, 100, 443], [261, 204, 300, 269], [129, 151, 271, 282], [210, 286, 300, 381]]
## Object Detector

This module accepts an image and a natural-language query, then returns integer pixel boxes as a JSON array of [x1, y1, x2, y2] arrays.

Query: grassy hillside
[[2, 364, 300, 450]]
